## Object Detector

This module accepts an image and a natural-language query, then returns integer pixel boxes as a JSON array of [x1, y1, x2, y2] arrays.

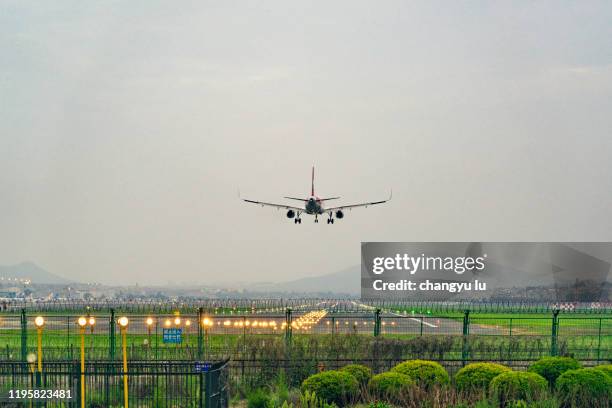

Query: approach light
[[34, 316, 45, 328], [118, 316, 129, 328], [146, 317, 154, 326], [78, 317, 87, 327]]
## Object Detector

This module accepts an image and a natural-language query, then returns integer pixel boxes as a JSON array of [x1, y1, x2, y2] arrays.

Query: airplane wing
[[242, 198, 304, 211], [325, 190, 392, 212]]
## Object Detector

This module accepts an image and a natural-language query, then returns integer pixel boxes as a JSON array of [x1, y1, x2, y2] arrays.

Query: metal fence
[[0, 360, 229, 408], [0, 308, 608, 364], [0, 306, 609, 403], [2, 299, 611, 314]]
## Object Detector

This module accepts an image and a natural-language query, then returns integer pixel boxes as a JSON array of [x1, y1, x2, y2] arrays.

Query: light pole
[[88, 316, 96, 353], [174, 317, 181, 350], [201, 317, 213, 359], [185, 320, 191, 346], [78, 316, 87, 408], [146, 318, 153, 359], [33, 316, 44, 373], [33, 315, 44, 405], [118, 316, 129, 408], [146, 317, 153, 343]]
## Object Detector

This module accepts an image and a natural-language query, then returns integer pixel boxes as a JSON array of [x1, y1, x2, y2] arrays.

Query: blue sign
[[194, 362, 212, 373], [162, 328, 182, 344]]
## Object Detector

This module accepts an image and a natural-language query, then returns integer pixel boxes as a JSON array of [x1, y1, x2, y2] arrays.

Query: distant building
[[0, 287, 22, 299]]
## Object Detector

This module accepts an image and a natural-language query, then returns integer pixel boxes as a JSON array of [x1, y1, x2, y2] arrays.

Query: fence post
[[66, 315, 70, 349], [285, 308, 292, 345], [109, 309, 116, 360], [198, 307, 204, 360], [551, 309, 560, 356], [374, 308, 381, 337], [597, 317, 602, 362], [155, 319, 159, 360], [20, 308, 27, 364], [461, 309, 470, 366], [199, 371, 204, 408]]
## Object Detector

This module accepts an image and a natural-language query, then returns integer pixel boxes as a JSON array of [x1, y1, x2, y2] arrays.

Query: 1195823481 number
[[5, 389, 73, 400]]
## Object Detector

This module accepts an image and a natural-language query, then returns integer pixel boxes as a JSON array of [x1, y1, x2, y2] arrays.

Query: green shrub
[[301, 370, 358, 405], [299, 390, 338, 408], [455, 362, 511, 392], [247, 388, 271, 408], [556, 368, 612, 408], [593, 364, 612, 378], [489, 371, 548, 407], [527, 398, 561, 408], [368, 371, 413, 397], [473, 400, 496, 408], [391, 359, 449, 388], [368, 402, 393, 408], [340, 364, 372, 386], [528, 357, 581, 387]]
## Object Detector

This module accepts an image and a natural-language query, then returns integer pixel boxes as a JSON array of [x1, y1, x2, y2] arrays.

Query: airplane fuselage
[[305, 196, 324, 214]]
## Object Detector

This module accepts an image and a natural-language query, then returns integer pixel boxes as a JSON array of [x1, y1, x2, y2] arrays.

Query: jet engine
[[335, 210, 344, 219], [286, 210, 295, 219]]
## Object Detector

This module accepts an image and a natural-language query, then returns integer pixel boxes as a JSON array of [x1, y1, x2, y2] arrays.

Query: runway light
[[185, 320, 191, 327], [89, 317, 96, 326], [78, 317, 87, 327], [34, 316, 45, 328], [146, 317, 154, 326], [174, 317, 181, 326], [165, 319, 171, 327], [118, 316, 129, 328]]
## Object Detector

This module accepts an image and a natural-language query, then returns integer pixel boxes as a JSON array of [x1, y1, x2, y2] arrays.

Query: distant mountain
[[264, 266, 360, 295], [0, 262, 72, 284]]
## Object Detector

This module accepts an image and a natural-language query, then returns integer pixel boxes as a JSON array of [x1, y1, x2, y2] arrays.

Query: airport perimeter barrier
[[0, 360, 229, 408], [0, 308, 609, 365], [2, 299, 611, 314]]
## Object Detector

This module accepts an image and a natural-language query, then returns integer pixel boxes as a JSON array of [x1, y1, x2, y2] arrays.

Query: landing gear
[[327, 212, 334, 224], [314, 215, 319, 223], [294, 212, 302, 224]]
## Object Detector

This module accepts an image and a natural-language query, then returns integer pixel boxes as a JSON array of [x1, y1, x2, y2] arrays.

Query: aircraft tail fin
[[311, 166, 315, 196]]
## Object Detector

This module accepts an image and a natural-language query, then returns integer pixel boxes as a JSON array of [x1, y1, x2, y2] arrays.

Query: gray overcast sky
[[1, 1, 611, 285]]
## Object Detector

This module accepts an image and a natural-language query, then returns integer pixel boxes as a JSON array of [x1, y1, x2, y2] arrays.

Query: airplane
[[241, 166, 391, 224]]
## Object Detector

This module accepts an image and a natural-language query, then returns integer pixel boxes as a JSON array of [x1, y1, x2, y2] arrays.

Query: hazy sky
[[1, 1, 611, 285]]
